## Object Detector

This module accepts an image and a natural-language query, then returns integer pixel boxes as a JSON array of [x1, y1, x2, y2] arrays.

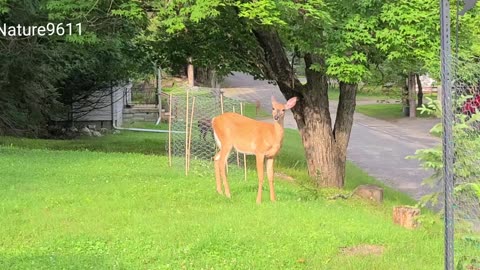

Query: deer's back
[[212, 113, 278, 154]]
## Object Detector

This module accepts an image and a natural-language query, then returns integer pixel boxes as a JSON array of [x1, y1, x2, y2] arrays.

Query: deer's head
[[271, 96, 297, 122]]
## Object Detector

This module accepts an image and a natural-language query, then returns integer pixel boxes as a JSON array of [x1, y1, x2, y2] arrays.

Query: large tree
[[142, 0, 384, 187], [376, 0, 439, 116]]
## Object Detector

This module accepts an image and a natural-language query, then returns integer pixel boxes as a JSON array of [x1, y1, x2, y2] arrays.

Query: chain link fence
[[451, 56, 480, 267], [165, 88, 247, 174]]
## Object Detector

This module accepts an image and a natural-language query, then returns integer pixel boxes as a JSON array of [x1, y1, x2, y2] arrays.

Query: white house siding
[[72, 83, 132, 128], [417, 75, 438, 93]]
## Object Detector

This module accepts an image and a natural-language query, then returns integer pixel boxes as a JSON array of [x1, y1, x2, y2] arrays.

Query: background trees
[[0, 0, 147, 136], [1, 0, 479, 188]]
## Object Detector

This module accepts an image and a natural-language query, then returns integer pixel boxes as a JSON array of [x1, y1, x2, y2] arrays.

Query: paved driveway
[[222, 72, 441, 200]]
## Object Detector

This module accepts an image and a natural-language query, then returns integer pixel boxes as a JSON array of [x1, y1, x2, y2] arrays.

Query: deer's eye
[[272, 108, 275, 110], [282, 109, 285, 112]]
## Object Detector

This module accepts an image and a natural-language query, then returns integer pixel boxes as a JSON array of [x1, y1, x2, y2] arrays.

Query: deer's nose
[[274, 115, 280, 121]]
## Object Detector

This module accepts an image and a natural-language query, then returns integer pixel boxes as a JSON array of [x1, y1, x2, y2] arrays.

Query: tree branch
[[251, 28, 304, 94]]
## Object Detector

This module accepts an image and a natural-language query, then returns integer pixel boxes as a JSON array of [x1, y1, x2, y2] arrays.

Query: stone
[[69, 126, 78, 133], [113, 130, 121, 135], [353, 185, 384, 203], [99, 128, 109, 134], [393, 206, 420, 229], [80, 127, 92, 136], [87, 124, 96, 130], [92, 131, 102, 137]]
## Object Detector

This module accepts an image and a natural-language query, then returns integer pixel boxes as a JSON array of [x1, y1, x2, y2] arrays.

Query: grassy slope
[[0, 145, 444, 269], [328, 87, 401, 101], [0, 129, 167, 155], [356, 104, 435, 120]]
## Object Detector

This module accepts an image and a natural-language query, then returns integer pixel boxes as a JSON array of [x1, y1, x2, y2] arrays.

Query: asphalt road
[[222, 72, 441, 200]]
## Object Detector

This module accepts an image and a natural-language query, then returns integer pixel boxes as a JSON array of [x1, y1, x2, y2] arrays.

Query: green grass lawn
[[329, 86, 438, 103], [0, 128, 168, 156], [356, 104, 436, 120], [243, 102, 271, 118], [0, 128, 476, 269], [328, 87, 401, 101]]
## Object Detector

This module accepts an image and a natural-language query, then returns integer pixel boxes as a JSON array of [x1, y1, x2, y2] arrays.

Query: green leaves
[[0, 0, 8, 14], [238, 0, 285, 26], [326, 53, 369, 83], [111, 1, 146, 20], [376, 0, 439, 77]]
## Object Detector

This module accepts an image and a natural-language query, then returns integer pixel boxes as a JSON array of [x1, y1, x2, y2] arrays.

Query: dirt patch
[[340, 244, 385, 256], [274, 172, 295, 182]]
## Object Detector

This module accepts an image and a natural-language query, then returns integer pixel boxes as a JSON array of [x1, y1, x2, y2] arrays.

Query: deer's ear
[[285, 97, 297, 110]]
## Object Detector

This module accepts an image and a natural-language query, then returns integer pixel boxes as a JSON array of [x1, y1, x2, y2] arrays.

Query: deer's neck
[[273, 119, 285, 143]]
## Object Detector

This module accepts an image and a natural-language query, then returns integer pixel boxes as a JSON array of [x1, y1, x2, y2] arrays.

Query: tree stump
[[393, 206, 420, 229], [353, 185, 384, 203]]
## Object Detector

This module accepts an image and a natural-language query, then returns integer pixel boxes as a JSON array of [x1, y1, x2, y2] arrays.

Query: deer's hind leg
[[214, 144, 232, 198]]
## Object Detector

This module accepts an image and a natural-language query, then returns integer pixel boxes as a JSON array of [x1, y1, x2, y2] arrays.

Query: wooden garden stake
[[240, 102, 247, 181], [168, 93, 172, 167], [185, 90, 189, 176], [220, 92, 224, 114], [233, 105, 240, 167], [220, 92, 226, 174], [187, 97, 196, 172]]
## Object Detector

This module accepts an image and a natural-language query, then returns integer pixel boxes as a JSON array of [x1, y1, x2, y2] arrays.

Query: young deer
[[197, 117, 213, 141], [211, 96, 297, 203]]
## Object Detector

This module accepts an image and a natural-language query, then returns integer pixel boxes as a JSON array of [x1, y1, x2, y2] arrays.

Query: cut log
[[353, 185, 384, 203], [393, 206, 420, 229]]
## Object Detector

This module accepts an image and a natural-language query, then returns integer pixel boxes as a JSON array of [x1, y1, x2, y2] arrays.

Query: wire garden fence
[[165, 88, 249, 178], [451, 63, 480, 267]]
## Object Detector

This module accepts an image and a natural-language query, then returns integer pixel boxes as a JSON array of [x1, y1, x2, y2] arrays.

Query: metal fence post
[[440, 0, 454, 268]]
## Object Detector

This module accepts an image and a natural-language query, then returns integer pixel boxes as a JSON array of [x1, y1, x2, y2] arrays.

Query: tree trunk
[[415, 73, 423, 107], [252, 29, 357, 188], [402, 77, 409, 116], [408, 73, 416, 118], [187, 57, 194, 87]]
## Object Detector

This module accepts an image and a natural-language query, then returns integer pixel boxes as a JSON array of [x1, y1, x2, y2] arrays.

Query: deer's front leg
[[266, 158, 275, 202], [255, 154, 265, 204]]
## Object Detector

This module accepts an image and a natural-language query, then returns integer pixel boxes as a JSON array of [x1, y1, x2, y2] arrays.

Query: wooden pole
[[220, 92, 224, 114], [187, 97, 196, 173], [241, 102, 247, 181], [185, 90, 189, 176], [168, 94, 172, 167], [233, 105, 240, 167], [220, 93, 226, 173], [187, 57, 194, 87], [156, 65, 162, 125]]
